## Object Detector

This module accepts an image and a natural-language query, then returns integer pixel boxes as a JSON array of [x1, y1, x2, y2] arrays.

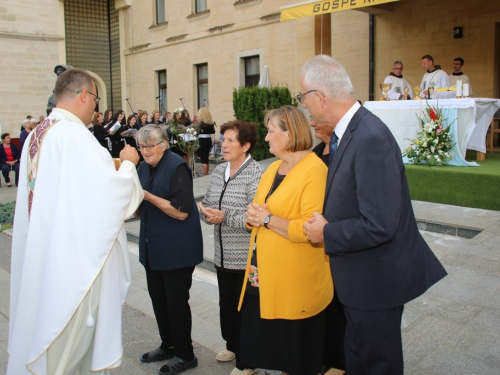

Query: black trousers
[[344, 305, 404, 375], [216, 269, 249, 370], [1, 163, 19, 185], [323, 287, 347, 370], [197, 137, 212, 164], [146, 266, 195, 361]]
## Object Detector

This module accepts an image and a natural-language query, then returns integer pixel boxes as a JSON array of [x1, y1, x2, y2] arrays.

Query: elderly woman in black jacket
[[0, 133, 20, 187], [136, 124, 203, 375]]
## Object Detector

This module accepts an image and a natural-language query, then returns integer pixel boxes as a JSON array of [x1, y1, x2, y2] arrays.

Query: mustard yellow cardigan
[[238, 152, 333, 320]]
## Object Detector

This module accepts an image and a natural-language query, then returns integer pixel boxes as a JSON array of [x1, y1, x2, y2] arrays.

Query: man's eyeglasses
[[296, 89, 320, 104], [137, 142, 163, 152], [76, 90, 100, 105]]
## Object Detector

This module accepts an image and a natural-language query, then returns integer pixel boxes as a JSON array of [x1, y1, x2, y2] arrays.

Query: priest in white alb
[[419, 54, 450, 98], [449, 57, 472, 94], [382, 61, 413, 100], [8, 68, 144, 374]]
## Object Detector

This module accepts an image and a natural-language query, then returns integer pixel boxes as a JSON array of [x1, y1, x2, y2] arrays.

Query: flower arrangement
[[169, 107, 199, 155], [169, 126, 199, 156], [402, 103, 455, 166]]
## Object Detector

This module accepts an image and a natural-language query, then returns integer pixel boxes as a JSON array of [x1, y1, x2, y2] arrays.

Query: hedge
[[233, 86, 296, 161]]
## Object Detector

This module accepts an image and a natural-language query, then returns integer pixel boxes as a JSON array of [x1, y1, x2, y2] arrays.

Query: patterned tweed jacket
[[200, 158, 263, 270]]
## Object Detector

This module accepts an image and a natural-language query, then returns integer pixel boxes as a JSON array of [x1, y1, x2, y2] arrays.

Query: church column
[[315, 14, 331, 56], [115, 0, 131, 114]]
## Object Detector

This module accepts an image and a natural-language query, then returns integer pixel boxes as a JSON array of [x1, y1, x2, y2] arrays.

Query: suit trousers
[[146, 266, 195, 361], [344, 305, 404, 375]]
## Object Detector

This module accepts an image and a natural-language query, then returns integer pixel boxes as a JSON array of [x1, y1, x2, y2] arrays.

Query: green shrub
[[0, 200, 15, 226], [233, 86, 296, 161]]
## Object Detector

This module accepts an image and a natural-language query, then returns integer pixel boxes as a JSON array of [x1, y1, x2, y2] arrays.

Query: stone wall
[[0, 0, 63, 136], [331, 10, 371, 102], [121, 1, 374, 123], [122, 0, 311, 123], [374, 0, 500, 98]]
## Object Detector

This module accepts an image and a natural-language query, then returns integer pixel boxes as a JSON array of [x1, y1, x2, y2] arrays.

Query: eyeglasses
[[76, 89, 100, 105], [296, 89, 320, 104], [137, 142, 163, 152]]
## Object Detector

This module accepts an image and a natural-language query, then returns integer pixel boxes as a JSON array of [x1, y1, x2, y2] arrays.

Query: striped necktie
[[329, 132, 339, 166]]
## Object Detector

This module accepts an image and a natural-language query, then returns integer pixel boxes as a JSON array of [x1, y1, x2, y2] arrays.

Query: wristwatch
[[263, 214, 273, 229]]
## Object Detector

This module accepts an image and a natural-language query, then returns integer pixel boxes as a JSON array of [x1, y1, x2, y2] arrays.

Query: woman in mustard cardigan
[[241, 105, 333, 375]]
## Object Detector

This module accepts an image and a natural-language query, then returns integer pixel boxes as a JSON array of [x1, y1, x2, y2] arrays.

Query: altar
[[363, 98, 500, 166]]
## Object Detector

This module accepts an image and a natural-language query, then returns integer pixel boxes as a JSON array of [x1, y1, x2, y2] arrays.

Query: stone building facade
[[0, 0, 65, 135]]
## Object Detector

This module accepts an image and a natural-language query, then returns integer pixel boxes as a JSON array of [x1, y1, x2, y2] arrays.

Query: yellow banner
[[280, 0, 400, 22]]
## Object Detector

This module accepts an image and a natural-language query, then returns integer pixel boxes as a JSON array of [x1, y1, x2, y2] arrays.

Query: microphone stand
[[179, 98, 191, 121], [159, 96, 166, 117], [125, 98, 134, 114]]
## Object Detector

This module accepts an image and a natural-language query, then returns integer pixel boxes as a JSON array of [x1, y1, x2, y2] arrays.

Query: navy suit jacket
[[323, 106, 447, 310]]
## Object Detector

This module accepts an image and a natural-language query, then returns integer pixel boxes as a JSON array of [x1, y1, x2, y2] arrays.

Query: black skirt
[[239, 292, 326, 375]]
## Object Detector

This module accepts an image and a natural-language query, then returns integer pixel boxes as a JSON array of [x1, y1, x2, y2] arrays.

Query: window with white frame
[[156, 0, 166, 24], [195, 0, 207, 13], [158, 70, 167, 113], [197, 64, 208, 111], [244, 56, 260, 87]]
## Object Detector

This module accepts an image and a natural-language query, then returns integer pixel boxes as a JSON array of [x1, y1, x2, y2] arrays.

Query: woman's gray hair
[[135, 124, 168, 145], [300, 55, 354, 104]]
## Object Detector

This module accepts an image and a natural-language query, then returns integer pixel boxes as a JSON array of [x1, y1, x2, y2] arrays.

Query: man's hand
[[303, 212, 328, 244], [120, 145, 140, 165]]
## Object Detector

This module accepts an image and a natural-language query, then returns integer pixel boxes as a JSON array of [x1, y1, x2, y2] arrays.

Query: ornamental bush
[[0, 200, 15, 226], [233, 86, 296, 161]]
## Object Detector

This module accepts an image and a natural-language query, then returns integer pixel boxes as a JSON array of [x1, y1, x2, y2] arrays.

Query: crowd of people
[[8, 58, 449, 375], [383, 55, 472, 100], [87, 106, 216, 176]]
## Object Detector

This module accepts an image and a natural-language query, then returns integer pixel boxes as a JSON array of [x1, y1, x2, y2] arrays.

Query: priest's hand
[[303, 212, 328, 244], [120, 145, 140, 165]]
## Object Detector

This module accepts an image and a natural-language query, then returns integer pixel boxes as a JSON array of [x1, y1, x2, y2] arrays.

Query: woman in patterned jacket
[[198, 120, 263, 375]]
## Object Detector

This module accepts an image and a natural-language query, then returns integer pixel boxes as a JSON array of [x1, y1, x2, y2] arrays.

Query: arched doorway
[[87, 71, 108, 112]]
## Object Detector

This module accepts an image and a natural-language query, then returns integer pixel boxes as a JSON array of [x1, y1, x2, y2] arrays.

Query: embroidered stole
[[27, 117, 59, 217], [424, 70, 441, 89], [390, 76, 403, 93]]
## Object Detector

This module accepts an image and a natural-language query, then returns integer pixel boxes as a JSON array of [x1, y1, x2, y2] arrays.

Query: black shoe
[[158, 356, 198, 375], [140, 347, 175, 363]]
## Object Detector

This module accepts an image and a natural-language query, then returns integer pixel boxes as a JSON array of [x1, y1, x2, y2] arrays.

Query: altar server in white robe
[[8, 68, 144, 375], [420, 54, 450, 98], [383, 61, 413, 100], [449, 57, 472, 94]]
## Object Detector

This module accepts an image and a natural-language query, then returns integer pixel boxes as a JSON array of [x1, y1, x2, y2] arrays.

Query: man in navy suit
[[302, 55, 447, 375]]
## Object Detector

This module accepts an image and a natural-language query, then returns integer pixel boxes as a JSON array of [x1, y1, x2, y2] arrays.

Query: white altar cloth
[[364, 98, 500, 155]]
